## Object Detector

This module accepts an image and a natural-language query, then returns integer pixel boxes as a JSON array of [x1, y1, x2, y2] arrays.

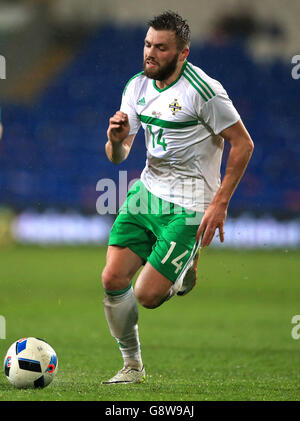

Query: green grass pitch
[[0, 245, 299, 401]]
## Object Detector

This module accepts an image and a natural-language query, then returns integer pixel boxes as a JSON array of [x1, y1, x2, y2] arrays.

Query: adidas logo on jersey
[[137, 97, 146, 105]]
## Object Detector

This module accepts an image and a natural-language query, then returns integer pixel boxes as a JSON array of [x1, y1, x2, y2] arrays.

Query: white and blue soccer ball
[[3, 337, 58, 389]]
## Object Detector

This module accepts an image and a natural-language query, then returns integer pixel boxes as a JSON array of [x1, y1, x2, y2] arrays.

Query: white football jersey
[[120, 60, 240, 211]]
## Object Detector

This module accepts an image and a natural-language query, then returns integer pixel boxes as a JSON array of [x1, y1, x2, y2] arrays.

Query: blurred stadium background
[[0, 0, 299, 248], [1, 1, 300, 401]]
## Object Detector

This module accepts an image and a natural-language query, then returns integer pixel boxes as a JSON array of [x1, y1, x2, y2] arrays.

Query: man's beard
[[143, 52, 179, 81]]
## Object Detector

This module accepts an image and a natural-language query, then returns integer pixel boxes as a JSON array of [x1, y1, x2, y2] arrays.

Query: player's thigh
[[102, 245, 143, 291], [134, 262, 173, 309]]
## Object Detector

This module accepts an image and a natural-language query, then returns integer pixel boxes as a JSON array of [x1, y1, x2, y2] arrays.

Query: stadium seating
[[0, 24, 299, 215]]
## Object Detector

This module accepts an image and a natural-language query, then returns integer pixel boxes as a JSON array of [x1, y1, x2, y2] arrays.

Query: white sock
[[103, 285, 143, 369]]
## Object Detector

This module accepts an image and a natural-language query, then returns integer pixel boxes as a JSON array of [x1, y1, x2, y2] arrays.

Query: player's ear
[[180, 47, 189, 62]]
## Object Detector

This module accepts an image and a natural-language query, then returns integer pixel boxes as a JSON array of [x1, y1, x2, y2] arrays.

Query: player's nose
[[145, 45, 157, 58]]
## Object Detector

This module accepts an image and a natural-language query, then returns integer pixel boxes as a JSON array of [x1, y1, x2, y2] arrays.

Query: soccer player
[[101, 11, 254, 384]]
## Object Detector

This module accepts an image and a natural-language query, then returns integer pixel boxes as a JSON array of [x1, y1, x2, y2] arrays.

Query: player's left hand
[[195, 202, 227, 247]]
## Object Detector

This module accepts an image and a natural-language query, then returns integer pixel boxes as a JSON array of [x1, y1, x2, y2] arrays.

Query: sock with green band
[[103, 285, 143, 369]]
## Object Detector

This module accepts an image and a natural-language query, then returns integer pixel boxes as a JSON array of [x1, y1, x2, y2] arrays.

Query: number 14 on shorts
[[161, 241, 188, 274]]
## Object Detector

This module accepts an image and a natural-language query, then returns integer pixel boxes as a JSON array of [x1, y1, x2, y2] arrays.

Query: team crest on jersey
[[169, 99, 182, 115]]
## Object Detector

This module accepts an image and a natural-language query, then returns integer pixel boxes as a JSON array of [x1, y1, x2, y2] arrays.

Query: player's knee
[[101, 266, 130, 292]]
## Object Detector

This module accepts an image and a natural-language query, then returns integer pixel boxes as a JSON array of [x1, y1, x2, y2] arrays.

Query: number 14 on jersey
[[147, 125, 167, 151]]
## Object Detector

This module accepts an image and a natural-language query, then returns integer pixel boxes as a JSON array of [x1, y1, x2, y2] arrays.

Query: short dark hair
[[147, 11, 191, 51]]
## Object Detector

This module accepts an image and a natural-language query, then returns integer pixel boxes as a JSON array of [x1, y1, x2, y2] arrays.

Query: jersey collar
[[152, 60, 188, 93]]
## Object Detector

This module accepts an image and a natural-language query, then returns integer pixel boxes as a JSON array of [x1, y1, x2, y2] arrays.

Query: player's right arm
[[105, 111, 136, 164]]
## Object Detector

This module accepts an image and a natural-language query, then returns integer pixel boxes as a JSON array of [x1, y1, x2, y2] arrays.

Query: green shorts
[[108, 180, 203, 283]]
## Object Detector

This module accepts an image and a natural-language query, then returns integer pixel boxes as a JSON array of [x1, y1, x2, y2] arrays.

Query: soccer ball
[[3, 337, 58, 389]]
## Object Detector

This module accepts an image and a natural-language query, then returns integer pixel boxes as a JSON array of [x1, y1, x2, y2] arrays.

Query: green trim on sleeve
[[186, 63, 216, 97], [123, 72, 144, 95]]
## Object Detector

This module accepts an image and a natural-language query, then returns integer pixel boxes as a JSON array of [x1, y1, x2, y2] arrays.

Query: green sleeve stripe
[[184, 67, 213, 100], [183, 73, 209, 102], [139, 114, 198, 129], [123, 72, 144, 95], [186, 63, 216, 97]]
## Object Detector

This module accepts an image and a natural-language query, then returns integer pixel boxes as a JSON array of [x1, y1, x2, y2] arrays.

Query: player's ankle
[[124, 358, 143, 370]]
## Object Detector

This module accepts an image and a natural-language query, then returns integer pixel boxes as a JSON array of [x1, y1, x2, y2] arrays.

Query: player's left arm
[[196, 119, 254, 247]]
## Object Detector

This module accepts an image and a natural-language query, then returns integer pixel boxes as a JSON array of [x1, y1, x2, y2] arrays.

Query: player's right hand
[[107, 111, 130, 144]]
